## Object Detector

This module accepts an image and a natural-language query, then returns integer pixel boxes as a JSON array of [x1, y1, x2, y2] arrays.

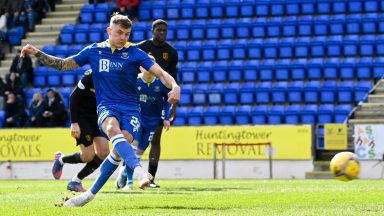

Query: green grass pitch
[[1, 179, 384, 215]]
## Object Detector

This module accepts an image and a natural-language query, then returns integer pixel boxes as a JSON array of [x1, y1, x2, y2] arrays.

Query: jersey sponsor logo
[[121, 52, 128, 59], [139, 94, 147, 102], [154, 86, 161, 92], [99, 59, 123, 73], [163, 52, 169, 60]]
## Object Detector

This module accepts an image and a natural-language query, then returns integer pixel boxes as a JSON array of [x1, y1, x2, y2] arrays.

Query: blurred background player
[[116, 55, 171, 190], [137, 19, 178, 188], [51, 69, 109, 192]]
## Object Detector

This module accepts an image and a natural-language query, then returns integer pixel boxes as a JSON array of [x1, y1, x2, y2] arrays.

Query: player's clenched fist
[[20, 44, 39, 58], [168, 86, 180, 104]]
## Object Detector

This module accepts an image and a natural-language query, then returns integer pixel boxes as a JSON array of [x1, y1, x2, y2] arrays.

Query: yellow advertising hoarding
[[144, 125, 312, 160], [324, 124, 348, 150], [0, 125, 312, 161]]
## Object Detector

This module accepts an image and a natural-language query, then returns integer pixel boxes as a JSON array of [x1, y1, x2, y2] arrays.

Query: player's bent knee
[[97, 149, 109, 160], [81, 153, 95, 163]]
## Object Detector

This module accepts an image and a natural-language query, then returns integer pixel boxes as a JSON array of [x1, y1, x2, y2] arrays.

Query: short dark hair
[[110, 13, 132, 29], [152, 19, 168, 30]]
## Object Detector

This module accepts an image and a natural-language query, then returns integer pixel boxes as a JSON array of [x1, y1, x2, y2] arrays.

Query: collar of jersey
[[103, 39, 133, 52], [139, 73, 156, 84]]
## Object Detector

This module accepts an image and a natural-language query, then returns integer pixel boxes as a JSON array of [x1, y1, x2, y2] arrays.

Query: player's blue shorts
[[97, 104, 141, 142], [137, 123, 158, 152]]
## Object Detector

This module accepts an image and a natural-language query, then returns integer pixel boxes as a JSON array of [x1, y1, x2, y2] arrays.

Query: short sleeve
[[72, 45, 92, 67], [136, 48, 155, 71]]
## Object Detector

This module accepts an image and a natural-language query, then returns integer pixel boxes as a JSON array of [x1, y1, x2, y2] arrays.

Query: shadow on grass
[[102, 186, 252, 195]]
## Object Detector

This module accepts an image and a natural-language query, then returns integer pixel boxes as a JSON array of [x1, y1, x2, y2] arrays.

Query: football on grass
[[330, 152, 360, 182]]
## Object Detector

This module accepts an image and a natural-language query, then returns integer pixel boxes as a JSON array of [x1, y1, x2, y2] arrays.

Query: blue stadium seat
[[223, 83, 240, 105], [323, 58, 340, 79], [88, 23, 103, 43], [340, 58, 356, 79], [355, 81, 373, 102], [298, 15, 313, 36], [60, 24, 74, 44], [240, 0, 254, 17], [67, 45, 82, 58], [329, 15, 346, 35], [219, 106, 236, 125], [225, 0, 240, 17], [34, 67, 48, 87], [55, 45, 69, 58], [204, 106, 220, 125], [334, 104, 352, 123], [271, 81, 288, 103], [343, 35, 359, 56], [165, 20, 176, 41], [338, 81, 355, 103], [179, 84, 193, 106], [251, 105, 268, 124], [362, 13, 378, 34], [212, 61, 228, 82], [320, 80, 337, 103], [235, 105, 251, 125], [176, 20, 191, 40], [326, 36, 343, 57], [174, 41, 187, 61], [0, 110, 5, 128], [180, 0, 194, 19], [268, 105, 285, 124], [301, 0, 315, 14], [167, 1, 180, 19], [287, 81, 304, 103], [193, 84, 208, 105], [333, 0, 347, 13], [195, 0, 210, 18], [259, 59, 275, 81], [243, 60, 258, 81], [138, 1, 152, 20], [217, 39, 232, 60], [263, 38, 279, 59], [47, 69, 61, 86], [191, 19, 206, 39], [187, 41, 201, 61], [152, 0, 166, 19], [94, 3, 109, 23], [282, 16, 297, 37], [74, 24, 89, 44], [59, 87, 72, 107], [307, 58, 323, 79], [279, 38, 294, 59], [373, 58, 384, 79], [131, 22, 147, 42], [236, 18, 251, 38], [304, 80, 321, 103], [318, 104, 334, 124], [239, 82, 256, 104], [267, 17, 282, 37], [255, 81, 271, 104], [275, 59, 290, 80], [202, 40, 216, 61], [255, 0, 269, 16], [221, 18, 236, 39], [228, 60, 243, 82], [188, 106, 204, 126], [376, 35, 384, 56], [311, 36, 326, 57], [181, 62, 197, 83], [379, 14, 384, 33], [80, 4, 95, 23], [301, 104, 318, 124], [291, 59, 307, 80], [42, 45, 55, 56], [295, 37, 310, 58], [346, 14, 362, 34], [208, 83, 224, 105], [248, 38, 263, 59], [211, 0, 225, 18], [314, 15, 329, 36], [232, 39, 247, 59], [360, 35, 375, 57], [197, 61, 211, 83], [251, 18, 266, 38], [364, 0, 379, 13], [317, 0, 332, 14], [285, 104, 301, 124], [348, 0, 363, 13], [356, 58, 372, 79], [270, 0, 284, 16], [62, 70, 76, 86], [286, 0, 300, 15], [206, 19, 221, 39], [173, 107, 188, 126]]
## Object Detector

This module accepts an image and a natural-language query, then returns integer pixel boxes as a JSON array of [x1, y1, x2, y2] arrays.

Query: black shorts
[[76, 116, 102, 147]]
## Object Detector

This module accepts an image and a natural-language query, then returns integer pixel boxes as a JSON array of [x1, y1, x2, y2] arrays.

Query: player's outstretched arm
[[149, 63, 180, 104], [20, 44, 79, 71]]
